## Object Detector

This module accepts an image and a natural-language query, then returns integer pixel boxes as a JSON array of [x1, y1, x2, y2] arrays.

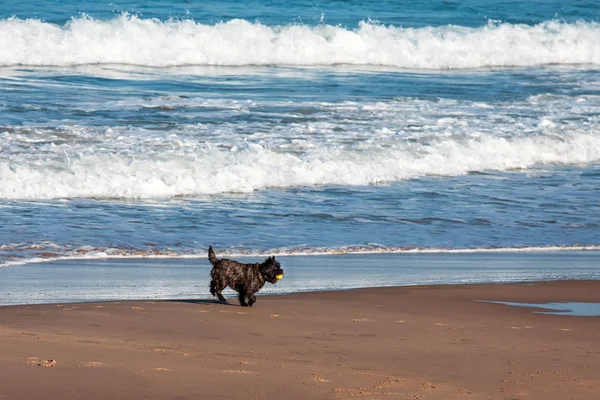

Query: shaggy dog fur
[[208, 246, 284, 307]]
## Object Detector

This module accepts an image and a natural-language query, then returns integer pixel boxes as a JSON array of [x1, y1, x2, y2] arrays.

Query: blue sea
[[1, 1, 600, 304]]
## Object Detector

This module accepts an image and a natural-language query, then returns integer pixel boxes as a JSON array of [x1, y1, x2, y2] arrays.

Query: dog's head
[[260, 256, 284, 284]]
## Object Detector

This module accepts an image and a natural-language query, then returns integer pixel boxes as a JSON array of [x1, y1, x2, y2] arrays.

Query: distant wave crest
[[1, 15, 600, 69]]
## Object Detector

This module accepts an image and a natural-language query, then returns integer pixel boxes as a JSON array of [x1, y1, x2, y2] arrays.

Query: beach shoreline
[[1, 280, 599, 399], [2, 251, 600, 306]]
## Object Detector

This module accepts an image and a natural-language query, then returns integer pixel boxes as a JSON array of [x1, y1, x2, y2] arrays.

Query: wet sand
[[1, 280, 599, 399]]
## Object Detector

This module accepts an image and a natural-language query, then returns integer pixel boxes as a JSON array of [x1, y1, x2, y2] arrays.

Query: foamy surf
[[1, 16, 600, 69], [1, 130, 599, 200], [2, 243, 600, 267]]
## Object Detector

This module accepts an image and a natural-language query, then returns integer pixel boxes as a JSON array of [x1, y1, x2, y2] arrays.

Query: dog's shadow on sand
[[168, 299, 239, 307]]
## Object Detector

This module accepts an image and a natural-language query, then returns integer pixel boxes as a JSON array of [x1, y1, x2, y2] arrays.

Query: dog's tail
[[208, 246, 219, 265]]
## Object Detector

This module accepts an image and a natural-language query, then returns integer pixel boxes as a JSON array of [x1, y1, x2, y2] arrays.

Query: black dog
[[208, 246, 284, 307]]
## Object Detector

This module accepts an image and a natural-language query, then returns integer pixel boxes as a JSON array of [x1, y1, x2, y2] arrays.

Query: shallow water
[[1, 1, 600, 267], [479, 300, 600, 316], [1, 252, 599, 306]]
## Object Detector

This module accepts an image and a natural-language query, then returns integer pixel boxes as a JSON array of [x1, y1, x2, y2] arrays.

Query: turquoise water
[[1, 1, 600, 270]]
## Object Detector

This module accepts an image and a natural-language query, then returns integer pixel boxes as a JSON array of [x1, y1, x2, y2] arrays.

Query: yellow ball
[[275, 274, 284, 280]]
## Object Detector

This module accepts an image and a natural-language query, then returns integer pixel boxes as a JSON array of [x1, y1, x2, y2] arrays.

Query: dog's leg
[[209, 280, 217, 297], [214, 280, 227, 302], [237, 287, 248, 307], [216, 289, 226, 302], [247, 293, 257, 307], [210, 268, 228, 302]]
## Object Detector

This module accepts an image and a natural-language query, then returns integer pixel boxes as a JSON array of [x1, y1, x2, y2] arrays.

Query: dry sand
[[1, 280, 599, 399]]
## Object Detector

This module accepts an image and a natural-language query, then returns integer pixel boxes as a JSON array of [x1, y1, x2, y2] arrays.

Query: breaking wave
[[1, 130, 599, 200], [1, 15, 600, 69]]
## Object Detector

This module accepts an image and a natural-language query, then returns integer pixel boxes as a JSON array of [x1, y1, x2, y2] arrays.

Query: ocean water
[[2, 252, 599, 305], [1, 1, 600, 274]]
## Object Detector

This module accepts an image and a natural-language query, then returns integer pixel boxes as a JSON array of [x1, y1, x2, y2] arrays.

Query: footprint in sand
[[94, 305, 103, 309], [419, 382, 437, 390], [561, 328, 572, 331], [38, 359, 57, 367], [353, 318, 375, 322], [270, 314, 280, 318], [433, 322, 448, 326], [131, 306, 145, 311], [151, 348, 167, 353], [155, 367, 172, 371], [24, 356, 57, 367], [311, 373, 330, 382]]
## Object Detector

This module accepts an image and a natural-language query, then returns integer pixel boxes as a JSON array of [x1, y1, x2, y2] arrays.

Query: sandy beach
[[1, 280, 599, 399], [3, 2, 600, 400]]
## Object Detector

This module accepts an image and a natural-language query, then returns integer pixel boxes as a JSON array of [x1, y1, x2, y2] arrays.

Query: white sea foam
[[2, 243, 600, 268], [2, 91, 600, 200], [1, 16, 600, 69], [1, 129, 599, 200]]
